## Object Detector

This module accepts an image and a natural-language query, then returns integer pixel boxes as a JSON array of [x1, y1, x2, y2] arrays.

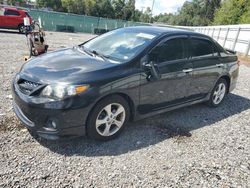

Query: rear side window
[[5, 9, 20, 16], [212, 39, 226, 53], [190, 38, 214, 58], [149, 38, 187, 63]]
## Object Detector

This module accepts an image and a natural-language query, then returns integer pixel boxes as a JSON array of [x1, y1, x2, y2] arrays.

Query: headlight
[[40, 84, 89, 99]]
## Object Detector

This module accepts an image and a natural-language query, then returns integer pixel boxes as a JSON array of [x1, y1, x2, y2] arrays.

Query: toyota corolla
[[12, 26, 239, 140]]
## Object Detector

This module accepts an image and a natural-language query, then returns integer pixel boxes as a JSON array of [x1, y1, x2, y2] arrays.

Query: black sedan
[[12, 26, 239, 140]]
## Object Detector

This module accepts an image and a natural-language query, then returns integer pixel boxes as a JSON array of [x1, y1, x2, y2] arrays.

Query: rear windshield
[[212, 39, 227, 53]]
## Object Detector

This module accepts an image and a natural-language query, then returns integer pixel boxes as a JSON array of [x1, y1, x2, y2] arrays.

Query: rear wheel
[[86, 95, 130, 140], [207, 78, 228, 107], [18, 24, 26, 34]]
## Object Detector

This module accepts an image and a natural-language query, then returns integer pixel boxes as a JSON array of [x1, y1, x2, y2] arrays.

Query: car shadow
[[0, 29, 20, 34], [37, 93, 250, 156]]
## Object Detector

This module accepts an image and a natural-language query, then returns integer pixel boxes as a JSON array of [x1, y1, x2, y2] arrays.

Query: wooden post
[[223, 28, 229, 48], [232, 27, 241, 51], [245, 39, 250, 57], [217, 28, 221, 41], [211, 28, 215, 38]]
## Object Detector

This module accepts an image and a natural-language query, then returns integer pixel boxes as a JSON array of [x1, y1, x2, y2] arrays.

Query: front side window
[[190, 38, 214, 58], [5, 10, 20, 16], [149, 38, 186, 63], [83, 29, 159, 62]]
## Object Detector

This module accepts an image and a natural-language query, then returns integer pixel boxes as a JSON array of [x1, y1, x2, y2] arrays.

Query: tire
[[28, 129, 38, 138], [18, 24, 26, 34], [86, 95, 130, 141], [207, 78, 228, 107]]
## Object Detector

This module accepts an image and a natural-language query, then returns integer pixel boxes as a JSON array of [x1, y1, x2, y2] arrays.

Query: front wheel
[[207, 78, 228, 107], [86, 95, 130, 141]]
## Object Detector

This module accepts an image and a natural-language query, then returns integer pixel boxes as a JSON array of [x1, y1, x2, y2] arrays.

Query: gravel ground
[[0, 30, 250, 187]]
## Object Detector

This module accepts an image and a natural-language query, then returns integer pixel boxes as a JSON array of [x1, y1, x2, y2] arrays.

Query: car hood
[[20, 48, 118, 84]]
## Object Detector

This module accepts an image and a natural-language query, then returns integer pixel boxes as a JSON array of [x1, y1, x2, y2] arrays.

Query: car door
[[4, 9, 21, 28], [138, 35, 193, 114], [187, 36, 224, 99]]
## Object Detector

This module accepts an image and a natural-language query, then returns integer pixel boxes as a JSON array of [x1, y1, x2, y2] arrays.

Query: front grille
[[17, 79, 42, 95]]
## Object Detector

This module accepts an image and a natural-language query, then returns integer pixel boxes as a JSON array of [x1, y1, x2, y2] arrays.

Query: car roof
[[4, 7, 26, 12], [123, 26, 209, 38]]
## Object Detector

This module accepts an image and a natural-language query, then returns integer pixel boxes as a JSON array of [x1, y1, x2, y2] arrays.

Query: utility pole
[[151, 0, 155, 22]]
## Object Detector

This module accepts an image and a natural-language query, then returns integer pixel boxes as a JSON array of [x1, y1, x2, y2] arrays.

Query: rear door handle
[[216, 63, 224, 67], [182, 68, 193, 73]]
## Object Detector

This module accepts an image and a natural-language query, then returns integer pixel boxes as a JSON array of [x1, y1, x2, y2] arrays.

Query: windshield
[[83, 29, 159, 62]]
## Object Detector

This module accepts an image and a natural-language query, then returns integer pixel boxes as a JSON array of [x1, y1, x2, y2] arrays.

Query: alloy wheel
[[212, 83, 226, 105], [19, 25, 26, 34], [95, 103, 126, 137]]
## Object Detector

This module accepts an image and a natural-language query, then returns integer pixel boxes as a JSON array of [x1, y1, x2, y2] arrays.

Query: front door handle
[[216, 63, 224, 67], [183, 68, 193, 73]]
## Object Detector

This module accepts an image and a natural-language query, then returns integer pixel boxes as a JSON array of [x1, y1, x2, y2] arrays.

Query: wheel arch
[[17, 23, 24, 29], [17, 23, 25, 33], [85, 92, 136, 130], [219, 75, 231, 93]]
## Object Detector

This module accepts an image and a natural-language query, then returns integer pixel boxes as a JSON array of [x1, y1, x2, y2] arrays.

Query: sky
[[135, 0, 188, 15]]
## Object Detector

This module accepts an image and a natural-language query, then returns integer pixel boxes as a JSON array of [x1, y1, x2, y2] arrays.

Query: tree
[[213, 0, 250, 25], [61, 0, 84, 14], [240, 4, 250, 24], [95, 0, 114, 18], [154, 0, 221, 26], [112, 0, 125, 19], [154, 13, 174, 24], [36, 0, 64, 11], [203, 0, 221, 22], [123, 0, 135, 20], [139, 7, 151, 23], [131, 9, 143, 22], [84, 0, 96, 15], [7, 0, 27, 6]]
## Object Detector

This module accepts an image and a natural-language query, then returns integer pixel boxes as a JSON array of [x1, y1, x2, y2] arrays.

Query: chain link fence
[[29, 10, 149, 34]]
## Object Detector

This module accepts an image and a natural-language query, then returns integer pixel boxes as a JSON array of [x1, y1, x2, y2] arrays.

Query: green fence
[[29, 10, 149, 34]]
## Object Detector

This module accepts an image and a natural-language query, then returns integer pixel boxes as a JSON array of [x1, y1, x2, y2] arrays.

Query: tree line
[[155, 0, 250, 26], [2, 0, 250, 25], [35, 0, 144, 21]]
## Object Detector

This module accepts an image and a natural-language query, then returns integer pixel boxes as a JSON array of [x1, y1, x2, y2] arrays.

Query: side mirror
[[141, 57, 160, 80], [148, 61, 161, 80]]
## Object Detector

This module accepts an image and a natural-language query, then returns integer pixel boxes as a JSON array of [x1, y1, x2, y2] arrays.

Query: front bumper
[[13, 100, 87, 140], [13, 102, 86, 140], [12, 83, 90, 140]]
